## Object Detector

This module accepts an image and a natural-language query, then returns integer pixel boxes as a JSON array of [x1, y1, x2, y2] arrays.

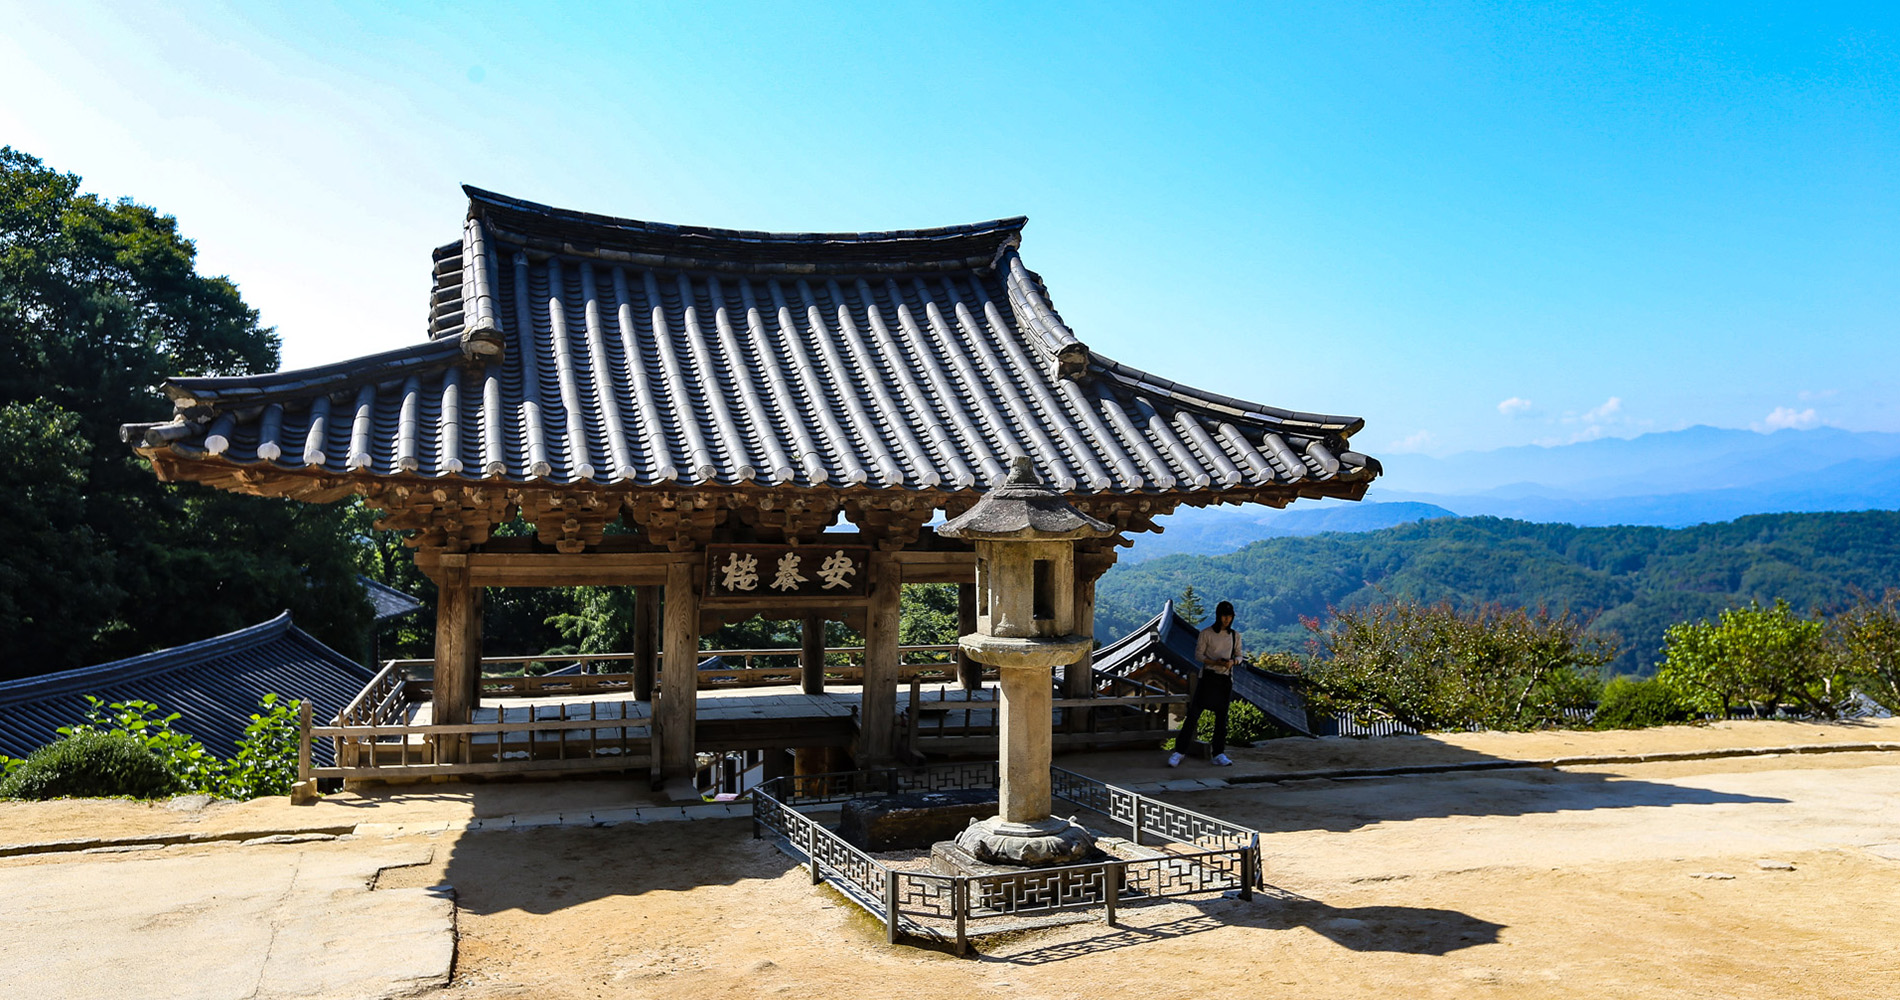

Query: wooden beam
[[893, 549, 976, 584], [415, 550, 685, 588], [632, 585, 658, 702], [858, 552, 902, 765], [658, 559, 700, 779]]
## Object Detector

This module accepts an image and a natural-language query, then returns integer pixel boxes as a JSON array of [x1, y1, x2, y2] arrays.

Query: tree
[[1299, 600, 1610, 731], [0, 148, 370, 674], [1176, 584, 1207, 626], [1658, 600, 1846, 718], [1835, 591, 1900, 714]]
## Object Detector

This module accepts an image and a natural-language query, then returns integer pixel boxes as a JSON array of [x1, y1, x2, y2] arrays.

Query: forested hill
[[1094, 510, 1900, 676]]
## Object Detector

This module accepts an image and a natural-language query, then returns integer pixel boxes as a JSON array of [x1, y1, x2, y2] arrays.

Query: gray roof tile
[[125, 188, 1379, 498]]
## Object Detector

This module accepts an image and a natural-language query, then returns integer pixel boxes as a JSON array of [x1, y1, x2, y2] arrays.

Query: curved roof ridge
[[0, 612, 298, 703], [465, 185, 1026, 272], [158, 338, 464, 411]]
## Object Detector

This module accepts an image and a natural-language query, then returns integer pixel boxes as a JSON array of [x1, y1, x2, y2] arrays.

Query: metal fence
[[752, 762, 1261, 953]]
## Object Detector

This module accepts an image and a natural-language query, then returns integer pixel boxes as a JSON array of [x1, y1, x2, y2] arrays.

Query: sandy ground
[[5, 719, 1899, 1000]]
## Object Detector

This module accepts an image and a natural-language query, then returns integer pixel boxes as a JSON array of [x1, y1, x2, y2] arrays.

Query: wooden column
[[858, 552, 902, 765], [1065, 567, 1098, 731], [632, 584, 659, 701], [658, 559, 700, 780], [431, 555, 478, 728], [800, 613, 826, 695], [956, 582, 981, 690]]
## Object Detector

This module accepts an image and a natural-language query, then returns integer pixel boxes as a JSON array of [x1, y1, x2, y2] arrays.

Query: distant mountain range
[[1128, 426, 1900, 562], [1096, 510, 1900, 676]]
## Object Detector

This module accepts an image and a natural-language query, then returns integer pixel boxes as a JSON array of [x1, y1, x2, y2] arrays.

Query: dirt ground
[[6, 719, 1899, 999]]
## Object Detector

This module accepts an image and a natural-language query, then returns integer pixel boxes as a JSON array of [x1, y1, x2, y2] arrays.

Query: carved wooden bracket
[[364, 484, 516, 553], [844, 495, 939, 552], [518, 491, 618, 554], [623, 493, 729, 552]]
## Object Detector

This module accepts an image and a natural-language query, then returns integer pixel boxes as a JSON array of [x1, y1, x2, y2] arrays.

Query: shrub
[[0, 730, 179, 800], [1593, 676, 1692, 729], [1, 694, 307, 801], [1659, 600, 1849, 718]]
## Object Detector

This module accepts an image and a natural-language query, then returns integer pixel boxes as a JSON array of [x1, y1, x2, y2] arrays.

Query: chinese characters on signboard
[[704, 545, 872, 600]]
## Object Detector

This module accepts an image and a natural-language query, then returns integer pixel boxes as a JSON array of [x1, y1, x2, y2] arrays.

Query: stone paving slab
[[0, 843, 451, 1000]]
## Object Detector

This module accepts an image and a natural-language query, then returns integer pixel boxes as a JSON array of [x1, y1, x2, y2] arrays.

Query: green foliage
[[1175, 584, 1207, 626], [1097, 511, 1900, 676], [900, 584, 960, 650], [0, 731, 178, 800], [1300, 600, 1611, 732], [1658, 600, 1849, 717], [1592, 676, 1692, 729], [0, 148, 370, 676], [1835, 591, 1900, 714], [19, 694, 307, 800]]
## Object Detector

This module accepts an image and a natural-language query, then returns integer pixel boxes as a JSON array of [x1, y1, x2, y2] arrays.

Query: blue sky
[[3, 1, 1895, 457]]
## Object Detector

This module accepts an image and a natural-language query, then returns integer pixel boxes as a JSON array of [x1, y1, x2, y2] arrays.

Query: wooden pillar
[[431, 556, 476, 727], [632, 584, 659, 701], [858, 552, 902, 766], [801, 613, 826, 695], [1065, 564, 1099, 731], [659, 559, 700, 780], [956, 582, 981, 690]]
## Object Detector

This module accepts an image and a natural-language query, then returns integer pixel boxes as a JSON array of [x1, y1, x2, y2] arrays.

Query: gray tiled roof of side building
[[1092, 600, 1312, 736], [123, 187, 1379, 497], [0, 613, 374, 764]]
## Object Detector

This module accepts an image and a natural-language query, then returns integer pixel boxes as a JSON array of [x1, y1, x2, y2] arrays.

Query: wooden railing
[[306, 699, 656, 780]]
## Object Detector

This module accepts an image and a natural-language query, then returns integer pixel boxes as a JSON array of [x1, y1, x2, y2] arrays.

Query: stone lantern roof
[[937, 458, 1115, 542]]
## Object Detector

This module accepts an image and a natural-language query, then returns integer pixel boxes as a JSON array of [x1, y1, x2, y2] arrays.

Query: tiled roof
[[124, 187, 1378, 499], [1092, 600, 1312, 736], [0, 613, 374, 763], [362, 576, 425, 624]]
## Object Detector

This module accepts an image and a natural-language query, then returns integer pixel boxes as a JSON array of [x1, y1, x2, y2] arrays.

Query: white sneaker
[[1166, 751, 1184, 768], [1211, 753, 1234, 766]]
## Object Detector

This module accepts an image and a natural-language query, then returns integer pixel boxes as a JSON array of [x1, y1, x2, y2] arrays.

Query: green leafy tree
[[1834, 591, 1900, 714], [0, 148, 370, 674], [1658, 600, 1846, 717], [1300, 600, 1610, 731]]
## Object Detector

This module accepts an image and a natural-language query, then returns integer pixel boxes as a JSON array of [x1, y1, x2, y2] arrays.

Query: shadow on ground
[[990, 884, 1504, 964], [1156, 761, 1788, 834]]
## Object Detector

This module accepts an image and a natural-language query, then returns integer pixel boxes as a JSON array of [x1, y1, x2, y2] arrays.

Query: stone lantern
[[938, 456, 1114, 865]]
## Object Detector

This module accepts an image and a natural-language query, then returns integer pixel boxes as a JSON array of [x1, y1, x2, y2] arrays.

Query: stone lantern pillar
[[938, 456, 1114, 866]]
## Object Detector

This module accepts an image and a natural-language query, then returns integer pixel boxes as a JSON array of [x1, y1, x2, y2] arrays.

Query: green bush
[[0, 694, 306, 801], [1593, 676, 1692, 729], [0, 730, 179, 800]]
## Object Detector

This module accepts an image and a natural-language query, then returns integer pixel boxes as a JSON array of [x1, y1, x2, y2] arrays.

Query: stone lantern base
[[952, 815, 1094, 867]]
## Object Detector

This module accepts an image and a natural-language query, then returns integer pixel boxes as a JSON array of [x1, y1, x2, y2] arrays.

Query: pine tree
[[1176, 585, 1207, 626]]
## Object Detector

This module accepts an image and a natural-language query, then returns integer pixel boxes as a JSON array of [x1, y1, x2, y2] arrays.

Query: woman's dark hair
[[1214, 601, 1235, 631]]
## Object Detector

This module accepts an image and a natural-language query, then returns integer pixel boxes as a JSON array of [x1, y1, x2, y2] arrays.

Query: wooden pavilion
[[120, 187, 1380, 784]]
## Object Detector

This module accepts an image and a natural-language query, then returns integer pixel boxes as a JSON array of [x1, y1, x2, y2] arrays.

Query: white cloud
[[1497, 397, 1533, 417], [1388, 429, 1435, 453], [1797, 389, 1839, 401], [1759, 406, 1819, 431], [1581, 396, 1622, 422]]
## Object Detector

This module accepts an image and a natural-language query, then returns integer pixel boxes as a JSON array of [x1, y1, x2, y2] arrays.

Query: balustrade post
[[954, 876, 968, 955], [885, 869, 901, 944], [808, 820, 822, 885], [1131, 796, 1143, 846], [1104, 861, 1123, 927]]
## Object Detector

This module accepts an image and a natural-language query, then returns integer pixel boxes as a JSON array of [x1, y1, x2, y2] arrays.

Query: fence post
[[1130, 796, 1143, 847], [296, 700, 313, 784], [808, 819, 823, 886], [1104, 862, 1122, 927], [885, 869, 901, 944], [1239, 841, 1255, 901], [954, 876, 968, 956]]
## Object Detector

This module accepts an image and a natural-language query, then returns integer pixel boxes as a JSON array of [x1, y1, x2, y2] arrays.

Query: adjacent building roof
[[362, 576, 425, 624], [0, 613, 374, 763], [1091, 600, 1313, 736], [123, 187, 1378, 502]]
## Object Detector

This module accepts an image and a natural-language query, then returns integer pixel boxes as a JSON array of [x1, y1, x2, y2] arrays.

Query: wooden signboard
[[704, 544, 872, 601]]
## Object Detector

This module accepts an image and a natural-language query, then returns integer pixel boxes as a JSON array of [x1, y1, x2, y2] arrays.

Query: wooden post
[[658, 559, 700, 780], [858, 552, 901, 766], [800, 612, 826, 696], [296, 700, 312, 783], [432, 556, 475, 728], [632, 585, 659, 701], [956, 582, 981, 690], [1065, 562, 1100, 731]]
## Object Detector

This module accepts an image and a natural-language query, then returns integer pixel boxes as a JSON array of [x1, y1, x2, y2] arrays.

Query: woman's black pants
[[1171, 671, 1232, 755]]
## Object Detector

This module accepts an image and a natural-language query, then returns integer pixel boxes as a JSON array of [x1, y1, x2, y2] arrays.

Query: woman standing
[[1167, 600, 1242, 767]]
